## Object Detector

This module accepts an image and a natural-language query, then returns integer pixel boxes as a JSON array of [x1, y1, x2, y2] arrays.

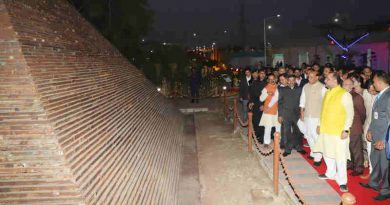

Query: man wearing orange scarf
[[259, 74, 281, 146]]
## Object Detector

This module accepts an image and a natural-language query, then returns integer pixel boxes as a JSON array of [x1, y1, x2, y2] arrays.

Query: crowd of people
[[239, 64, 390, 200]]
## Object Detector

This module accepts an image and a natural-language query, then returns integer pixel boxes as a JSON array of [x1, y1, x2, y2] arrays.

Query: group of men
[[239, 64, 390, 200]]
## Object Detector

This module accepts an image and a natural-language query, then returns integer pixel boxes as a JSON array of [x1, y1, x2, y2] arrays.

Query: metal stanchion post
[[273, 132, 280, 195], [248, 112, 253, 152], [223, 86, 227, 117], [233, 99, 237, 130]]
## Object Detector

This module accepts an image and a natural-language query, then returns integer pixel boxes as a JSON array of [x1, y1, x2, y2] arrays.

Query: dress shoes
[[307, 156, 314, 160], [373, 194, 390, 201], [339, 185, 348, 193], [359, 182, 379, 192], [297, 150, 307, 155], [318, 174, 330, 180], [313, 161, 322, 167]]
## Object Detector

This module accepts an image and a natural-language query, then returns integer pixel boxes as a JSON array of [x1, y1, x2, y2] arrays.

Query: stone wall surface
[[0, 0, 184, 204]]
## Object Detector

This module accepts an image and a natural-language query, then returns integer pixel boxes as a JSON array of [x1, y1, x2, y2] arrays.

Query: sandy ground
[[195, 112, 292, 205]]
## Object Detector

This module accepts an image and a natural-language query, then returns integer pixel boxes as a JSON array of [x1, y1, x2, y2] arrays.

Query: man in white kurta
[[299, 70, 327, 166], [314, 72, 354, 193]]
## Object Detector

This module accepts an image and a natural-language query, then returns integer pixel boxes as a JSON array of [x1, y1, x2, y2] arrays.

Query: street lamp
[[264, 14, 281, 66], [334, 18, 339, 23]]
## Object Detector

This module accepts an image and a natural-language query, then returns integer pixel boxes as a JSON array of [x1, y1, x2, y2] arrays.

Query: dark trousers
[[251, 103, 264, 143], [369, 146, 390, 196], [348, 134, 364, 173], [282, 118, 303, 153], [191, 87, 199, 101]]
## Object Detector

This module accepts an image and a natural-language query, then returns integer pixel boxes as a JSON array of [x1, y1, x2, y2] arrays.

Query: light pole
[[263, 14, 280, 66]]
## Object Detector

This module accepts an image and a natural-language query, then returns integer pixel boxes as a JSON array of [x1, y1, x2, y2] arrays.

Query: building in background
[[229, 51, 264, 69], [273, 31, 390, 72]]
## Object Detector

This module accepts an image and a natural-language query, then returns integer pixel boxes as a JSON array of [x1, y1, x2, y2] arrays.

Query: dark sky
[[147, 0, 390, 47]]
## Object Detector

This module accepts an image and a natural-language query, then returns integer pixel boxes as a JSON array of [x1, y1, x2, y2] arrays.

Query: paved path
[[238, 126, 341, 205], [195, 112, 293, 205], [178, 115, 201, 205]]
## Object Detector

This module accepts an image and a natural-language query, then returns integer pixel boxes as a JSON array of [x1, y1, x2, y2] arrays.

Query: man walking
[[249, 70, 266, 143], [315, 72, 354, 193], [278, 75, 306, 156], [299, 70, 327, 166], [360, 71, 390, 201], [259, 74, 280, 146], [190, 68, 201, 103], [239, 68, 252, 122], [343, 78, 366, 176]]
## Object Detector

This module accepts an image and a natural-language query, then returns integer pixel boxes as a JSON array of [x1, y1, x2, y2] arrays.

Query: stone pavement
[[195, 112, 294, 205], [178, 115, 201, 205]]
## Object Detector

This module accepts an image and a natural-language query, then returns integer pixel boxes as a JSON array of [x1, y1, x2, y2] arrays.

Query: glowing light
[[157, 87, 161, 92], [346, 33, 369, 49], [327, 34, 348, 51], [277, 14, 281, 18], [222, 86, 227, 90], [334, 18, 339, 22], [268, 25, 272, 29], [327, 33, 369, 52]]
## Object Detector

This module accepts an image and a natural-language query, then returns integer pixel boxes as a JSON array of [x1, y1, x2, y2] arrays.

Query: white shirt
[[378, 86, 390, 98], [246, 76, 251, 86]]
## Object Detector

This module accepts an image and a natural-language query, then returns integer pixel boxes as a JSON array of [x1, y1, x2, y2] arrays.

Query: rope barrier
[[232, 98, 356, 204], [232, 99, 304, 202]]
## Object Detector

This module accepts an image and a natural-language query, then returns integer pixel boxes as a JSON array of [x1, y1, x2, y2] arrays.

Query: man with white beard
[[299, 70, 327, 166]]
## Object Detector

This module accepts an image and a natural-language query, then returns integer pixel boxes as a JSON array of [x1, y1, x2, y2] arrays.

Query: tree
[[69, 0, 154, 67]]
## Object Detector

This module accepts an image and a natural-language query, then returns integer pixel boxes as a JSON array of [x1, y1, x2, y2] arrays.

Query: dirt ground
[[195, 112, 293, 205]]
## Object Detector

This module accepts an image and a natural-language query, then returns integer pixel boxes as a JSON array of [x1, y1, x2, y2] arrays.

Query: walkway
[[195, 112, 293, 205]]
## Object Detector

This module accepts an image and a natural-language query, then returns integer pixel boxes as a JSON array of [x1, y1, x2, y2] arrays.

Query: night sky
[[147, 0, 390, 47]]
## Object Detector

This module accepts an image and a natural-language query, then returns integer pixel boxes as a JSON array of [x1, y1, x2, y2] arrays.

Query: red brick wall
[[0, 1, 184, 204]]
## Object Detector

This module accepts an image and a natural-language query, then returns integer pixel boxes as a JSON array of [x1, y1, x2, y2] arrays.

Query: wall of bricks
[[0, 0, 184, 204]]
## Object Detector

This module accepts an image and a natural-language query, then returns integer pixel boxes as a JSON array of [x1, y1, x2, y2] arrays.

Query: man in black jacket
[[294, 68, 308, 87], [239, 68, 252, 122], [278, 75, 306, 156], [249, 70, 266, 143]]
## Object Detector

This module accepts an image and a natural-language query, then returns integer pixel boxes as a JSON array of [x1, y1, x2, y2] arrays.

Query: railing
[[232, 98, 356, 204]]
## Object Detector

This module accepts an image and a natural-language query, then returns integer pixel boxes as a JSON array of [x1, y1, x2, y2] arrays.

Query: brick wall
[[0, 1, 184, 204]]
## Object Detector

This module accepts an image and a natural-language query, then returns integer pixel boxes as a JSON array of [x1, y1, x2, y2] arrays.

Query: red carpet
[[299, 140, 389, 205]]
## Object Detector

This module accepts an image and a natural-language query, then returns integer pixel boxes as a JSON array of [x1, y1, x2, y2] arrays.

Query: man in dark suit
[[360, 71, 390, 201], [294, 68, 308, 87], [239, 68, 252, 122], [190, 68, 202, 103], [278, 75, 306, 156], [249, 70, 266, 143]]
